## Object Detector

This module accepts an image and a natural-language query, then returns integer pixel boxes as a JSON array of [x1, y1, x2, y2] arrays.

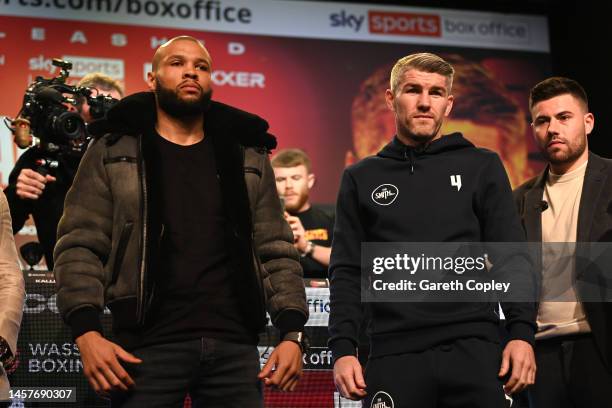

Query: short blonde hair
[[389, 53, 454, 94], [77, 73, 124, 97], [271, 148, 312, 172]]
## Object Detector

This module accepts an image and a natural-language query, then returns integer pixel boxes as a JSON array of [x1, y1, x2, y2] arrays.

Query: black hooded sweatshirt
[[328, 134, 536, 361]]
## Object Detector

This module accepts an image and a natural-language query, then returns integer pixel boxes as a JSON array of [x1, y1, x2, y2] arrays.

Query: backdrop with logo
[[1, 1, 550, 406]]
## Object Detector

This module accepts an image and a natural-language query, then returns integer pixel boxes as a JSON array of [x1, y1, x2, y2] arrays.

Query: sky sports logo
[[329, 9, 440, 37], [369, 10, 440, 36], [330, 9, 527, 44]]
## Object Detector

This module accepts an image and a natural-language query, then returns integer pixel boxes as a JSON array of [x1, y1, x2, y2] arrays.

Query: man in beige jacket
[[0, 190, 25, 402]]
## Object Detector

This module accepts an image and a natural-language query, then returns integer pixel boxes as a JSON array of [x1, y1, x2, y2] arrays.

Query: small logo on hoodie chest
[[450, 174, 462, 191], [371, 184, 399, 206]]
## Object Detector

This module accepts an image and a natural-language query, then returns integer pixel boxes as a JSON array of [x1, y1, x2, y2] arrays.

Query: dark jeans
[[529, 334, 612, 408], [111, 337, 262, 408], [362, 337, 512, 408]]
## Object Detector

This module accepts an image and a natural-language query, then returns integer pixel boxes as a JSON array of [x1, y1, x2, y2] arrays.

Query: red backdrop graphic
[[0, 15, 550, 203]]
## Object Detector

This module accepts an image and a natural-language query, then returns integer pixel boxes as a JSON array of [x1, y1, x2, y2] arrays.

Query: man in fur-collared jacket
[[54, 36, 308, 407]]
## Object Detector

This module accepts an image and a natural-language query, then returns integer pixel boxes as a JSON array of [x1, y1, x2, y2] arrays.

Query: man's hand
[[258, 340, 303, 392], [284, 213, 307, 252], [76, 331, 142, 397], [333, 355, 367, 400], [498, 339, 536, 394], [16, 168, 56, 200]]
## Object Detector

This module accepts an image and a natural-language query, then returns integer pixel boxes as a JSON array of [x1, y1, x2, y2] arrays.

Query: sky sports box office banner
[[0, 1, 551, 406]]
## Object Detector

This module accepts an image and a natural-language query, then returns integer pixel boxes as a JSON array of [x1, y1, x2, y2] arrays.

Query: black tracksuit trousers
[[362, 337, 513, 408]]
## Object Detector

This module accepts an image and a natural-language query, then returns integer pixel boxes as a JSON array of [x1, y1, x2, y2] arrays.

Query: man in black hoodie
[[329, 53, 536, 407]]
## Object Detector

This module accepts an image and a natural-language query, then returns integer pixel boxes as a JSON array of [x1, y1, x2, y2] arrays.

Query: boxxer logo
[[372, 184, 399, 206], [370, 391, 394, 408]]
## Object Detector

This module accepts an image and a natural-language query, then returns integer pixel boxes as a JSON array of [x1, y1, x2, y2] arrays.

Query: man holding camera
[[3, 73, 123, 270]]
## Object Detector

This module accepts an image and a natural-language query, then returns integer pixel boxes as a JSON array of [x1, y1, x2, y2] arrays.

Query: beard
[[155, 79, 212, 118], [544, 136, 587, 166], [285, 190, 309, 213]]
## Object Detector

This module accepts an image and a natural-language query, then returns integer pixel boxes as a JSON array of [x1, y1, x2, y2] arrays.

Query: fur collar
[[88, 91, 277, 150]]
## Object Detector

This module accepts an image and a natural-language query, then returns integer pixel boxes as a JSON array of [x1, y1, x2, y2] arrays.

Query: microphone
[[12, 117, 32, 148], [536, 200, 549, 212]]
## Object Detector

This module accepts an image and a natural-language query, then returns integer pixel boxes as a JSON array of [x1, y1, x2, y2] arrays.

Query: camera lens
[[54, 111, 84, 140], [64, 116, 79, 134]]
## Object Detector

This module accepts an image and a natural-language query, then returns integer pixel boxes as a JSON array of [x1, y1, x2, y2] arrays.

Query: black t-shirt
[[296, 206, 334, 279], [137, 131, 256, 347]]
